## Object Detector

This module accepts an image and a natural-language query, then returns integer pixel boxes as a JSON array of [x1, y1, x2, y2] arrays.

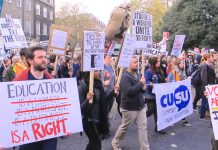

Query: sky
[[55, 0, 129, 24]]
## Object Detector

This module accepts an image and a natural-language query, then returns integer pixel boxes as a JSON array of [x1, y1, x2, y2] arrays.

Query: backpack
[[191, 69, 201, 87]]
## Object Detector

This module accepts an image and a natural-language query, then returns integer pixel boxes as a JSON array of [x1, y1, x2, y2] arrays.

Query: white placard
[[0, 78, 83, 148], [153, 78, 193, 131], [171, 35, 186, 56], [0, 36, 6, 60], [48, 25, 71, 56], [82, 31, 105, 71], [132, 12, 152, 49], [143, 48, 167, 56], [0, 18, 28, 49], [117, 34, 136, 68], [206, 85, 218, 140], [51, 30, 67, 49], [105, 40, 117, 56]]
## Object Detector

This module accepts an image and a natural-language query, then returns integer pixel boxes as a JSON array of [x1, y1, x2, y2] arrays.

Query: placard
[[82, 31, 105, 71], [117, 34, 136, 68], [153, 78, 193, 131], [171, 35, 186, 56], [132, 12, 152, 49], [206, 84, 218, 140], [0, 18, 28, 49], [48, 25, 71, 56], [0, 78, 83, 148], [105, 40, 117, 56]]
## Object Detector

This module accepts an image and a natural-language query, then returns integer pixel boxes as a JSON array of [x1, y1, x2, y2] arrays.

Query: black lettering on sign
[[212, 111, 218, 120]]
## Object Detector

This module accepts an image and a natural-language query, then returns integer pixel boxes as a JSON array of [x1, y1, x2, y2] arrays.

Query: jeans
[[193, 86, 201, 109], [200, 94, 209, 118], [19, 138, 57, 150]]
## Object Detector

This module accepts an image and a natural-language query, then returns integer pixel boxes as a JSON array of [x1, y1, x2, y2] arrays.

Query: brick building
[[1, 0, 55, 46]]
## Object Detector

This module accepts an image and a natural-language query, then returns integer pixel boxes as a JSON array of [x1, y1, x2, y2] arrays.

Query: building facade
[[1, 0, 55, 45]]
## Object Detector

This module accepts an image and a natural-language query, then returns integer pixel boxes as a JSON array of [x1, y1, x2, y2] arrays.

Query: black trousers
[[83, 119, 101, 150], [146, 101, 157, 129], [193, 86, 201, 109], [19, 138, 57, 150]]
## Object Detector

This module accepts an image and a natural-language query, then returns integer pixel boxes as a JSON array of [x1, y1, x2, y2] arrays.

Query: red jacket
[[13, 69, 53, 81]]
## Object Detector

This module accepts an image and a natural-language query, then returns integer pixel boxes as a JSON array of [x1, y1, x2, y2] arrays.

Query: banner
[[48, 25, 71, 56], [0, 18, 28, 49], [143, 48, 167, 56], [0, 78, 83, 148], [117, 34, 135, 68], [132, 12, 152, 49], [82, 31, 105, 71], [171, 35, 186, 56], [153, 78, 193, 131], [206, 85, 218, 140]]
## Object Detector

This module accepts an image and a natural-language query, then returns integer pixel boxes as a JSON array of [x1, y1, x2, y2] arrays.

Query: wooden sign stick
[[53, 55, 59, 76], [89, 71, 94, 103], [116, 67, 124, 87], [141, 50, 145, 79]]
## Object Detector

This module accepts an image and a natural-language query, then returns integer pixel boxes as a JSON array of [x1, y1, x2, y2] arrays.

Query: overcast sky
[[55, 0, 129, 24]]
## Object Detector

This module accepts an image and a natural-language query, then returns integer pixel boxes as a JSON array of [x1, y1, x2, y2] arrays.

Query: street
[[57, 110, 211, 150]]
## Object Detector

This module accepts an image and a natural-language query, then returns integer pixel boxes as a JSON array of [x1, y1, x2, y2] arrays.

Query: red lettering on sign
[[11, 130, 30, 144], [211, 97, 218, 107], [32, 118, 67, 141], [207, 86, 218, 97]]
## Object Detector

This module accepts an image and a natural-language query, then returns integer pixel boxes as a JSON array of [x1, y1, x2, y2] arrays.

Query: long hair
[[148, 56, 159, 72]]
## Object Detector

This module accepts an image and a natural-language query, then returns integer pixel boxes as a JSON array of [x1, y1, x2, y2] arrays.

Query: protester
[[145, 56, 166, 134], [13, 48, 28, 77], [112, 57, 149, 150], [199, 53, 216, 120], [192, 54, 202, 111], [78, 71, 109, 150], [2, 56, 20, 81], [13, 46, 57, 150], [102, 54, 116, 113], [174, 59, 190, 126]]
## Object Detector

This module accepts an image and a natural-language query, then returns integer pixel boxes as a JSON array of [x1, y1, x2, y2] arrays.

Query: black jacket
[[120, 71, 145, 111], [78, 79, 109, 135], [199, 62, 216, 86]]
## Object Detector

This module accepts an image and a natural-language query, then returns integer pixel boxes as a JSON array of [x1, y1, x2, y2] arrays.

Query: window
[[17, 0, 22, 7], [36, 21, 40, 35], [43, 7, 47, 18], [25, 20, 32, 34], [5, 0, 12, 3], [43, 23, 47, 35], [50, 0, 54, 5], [26, 0, 31, 11], [36, 4, 40, 15], [50, 11, 53, 20]]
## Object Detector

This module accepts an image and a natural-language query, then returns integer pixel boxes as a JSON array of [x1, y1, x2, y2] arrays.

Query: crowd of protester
[[0, 46, 217, 150]]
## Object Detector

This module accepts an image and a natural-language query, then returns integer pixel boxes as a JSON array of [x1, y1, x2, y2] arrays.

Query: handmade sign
[[48, 25, 71, 56], [153, 78, 193, 131], [117, 34, 136, 68], [0, 18, 28, 49], [206, 85, 218, 140], [82, 31, 105, 71], [132, 12, 152, 49], [104, 40, 117, 56], [171, 35, 186, 56], [0, 78, 83, 148]]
